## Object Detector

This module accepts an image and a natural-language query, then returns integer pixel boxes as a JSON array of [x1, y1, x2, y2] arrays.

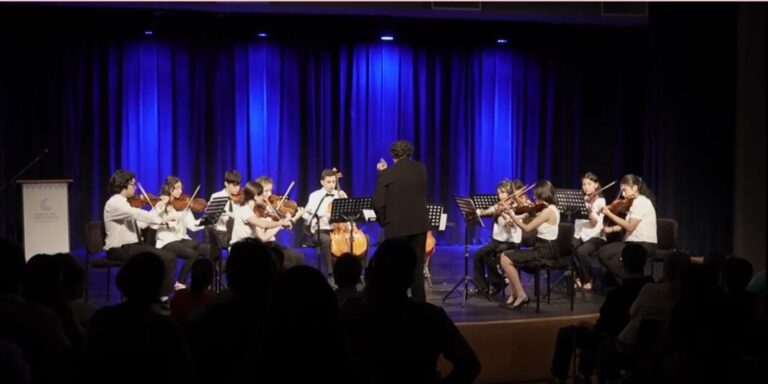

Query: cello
[[328, 168, 368, 258]]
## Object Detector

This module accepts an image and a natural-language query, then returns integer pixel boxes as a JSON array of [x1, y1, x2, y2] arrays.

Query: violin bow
[[594, 180, 617, 196], [136, 182, 161, 213], [181, 185, 201, 212], [275, 181, 295, 211]]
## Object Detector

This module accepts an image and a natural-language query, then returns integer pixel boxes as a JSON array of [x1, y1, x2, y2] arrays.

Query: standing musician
[[597, 174, 657, 282], [302, 169, 369, 279], [205, 170, 242, 261], [499, 180, 561, 309], [103, 169, 177, 300], [155, 176, 210, 290], [572, 172, 608, 291], [471, 179, 529, 297], [229, 180, 294, 247], [373, 140, 430, 302], [254, 176, 306, 269]]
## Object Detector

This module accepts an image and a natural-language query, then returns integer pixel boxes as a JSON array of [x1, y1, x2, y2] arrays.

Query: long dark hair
[[621, 174, 655, 204], [159, 175, 180, 197], [533, 180, 557, 205]]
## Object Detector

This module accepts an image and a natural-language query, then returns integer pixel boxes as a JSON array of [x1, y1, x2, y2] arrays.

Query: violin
[[268, 194, 299, 217], [514, 203, 548, 215], [128, 193, 161, 208], [254, 201, 283, 221], [603, 196, 634, 225], [171, 194, 208, 213]]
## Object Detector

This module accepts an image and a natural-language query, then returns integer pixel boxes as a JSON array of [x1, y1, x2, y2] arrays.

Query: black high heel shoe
[[509, 296, 530, 309]]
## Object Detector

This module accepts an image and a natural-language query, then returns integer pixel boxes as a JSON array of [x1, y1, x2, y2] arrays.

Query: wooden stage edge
[[440, 312, 600, 383]]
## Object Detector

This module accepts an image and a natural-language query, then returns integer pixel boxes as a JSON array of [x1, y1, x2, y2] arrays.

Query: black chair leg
[[546, 268, 552, 304], [535, 268, 541, 313], [569, 268, 575, 311], [106, 267, 111, 303]]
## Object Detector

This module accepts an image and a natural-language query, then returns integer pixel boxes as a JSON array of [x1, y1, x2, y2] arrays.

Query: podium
[[18, 179, 73, 261]]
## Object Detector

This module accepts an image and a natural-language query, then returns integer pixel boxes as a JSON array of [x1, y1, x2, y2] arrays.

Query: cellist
[[302, 169, 370, 280]]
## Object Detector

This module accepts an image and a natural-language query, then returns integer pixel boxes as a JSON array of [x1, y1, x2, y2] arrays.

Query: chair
[[83, 221, 124, 303], [544, 223, 578, 311], [649, 218, 678, 279]]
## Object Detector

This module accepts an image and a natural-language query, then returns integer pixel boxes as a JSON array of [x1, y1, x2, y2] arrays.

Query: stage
[[80, 244, 604, 383]]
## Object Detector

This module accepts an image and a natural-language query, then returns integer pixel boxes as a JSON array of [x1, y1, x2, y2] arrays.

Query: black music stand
[[329, 197, 373, 252], [198, 196, 230, 227], [555, 188, 589, 223], [424, 204, 446, 287], [471, 194, 498, 210], [443, 196, 485, 307]]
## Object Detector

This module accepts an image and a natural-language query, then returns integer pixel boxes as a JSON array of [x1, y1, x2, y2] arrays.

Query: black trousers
[[106, 242, 177, 296], [268, 242, 305, 269], [162, 239, 210, 284], [472, 239, 518, 291], [597, 241, 657, 281], [550, 325, 600, 381], [390, 232, 427, 302], [205, 226, 228, 261], [311, 230, 369, 276], [571, 237, 607, 284]]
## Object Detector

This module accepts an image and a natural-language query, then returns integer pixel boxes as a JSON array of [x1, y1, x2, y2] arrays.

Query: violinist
[[155, 176, 210, 290], [571, 172, 608, 291], [103, 169, 178, 300], [229, 180, 293, 247], [597, 174, 657, 282], [205, 170, 242, 261], [255, 176, 306, 269], [499, 180, 561, 309], [470, 179, 527, 297], [302, 169, 370, 279]]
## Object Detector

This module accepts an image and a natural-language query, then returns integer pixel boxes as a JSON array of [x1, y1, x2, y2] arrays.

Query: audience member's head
[[189, 258, 214, 295], [226, 238, 278, 298], [272, 265, 337, 326], [265, 242, 286, 272], [115, 252, 165, 305], [365, 238, 417, 298], [333, 253, 362, 289], [53, 253, 86, 302], [720, 257, 754, 295], [0, 239, 24, 295], [621, 243, 648, 276], [23, 254, 63, 306], [663, 251, 691, 283]]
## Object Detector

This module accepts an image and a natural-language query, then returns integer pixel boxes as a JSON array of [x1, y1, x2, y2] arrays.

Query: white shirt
[[624, 195, 657, 243], [491, 214, 522, 243], [154, 207, 203, 249], [302, 189, 343, 233], [536, 206, 560, 241], [574, 197, 606, 241], [103, 194, 162, 250], [229, 204, 257, 246], [208, 189, 236, 232]]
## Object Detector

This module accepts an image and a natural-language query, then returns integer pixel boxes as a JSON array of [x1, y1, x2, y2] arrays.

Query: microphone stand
[[0, 149, 49, 193]]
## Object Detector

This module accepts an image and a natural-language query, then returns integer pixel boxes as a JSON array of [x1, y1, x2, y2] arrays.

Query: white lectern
[[18, 179, 73, 261]]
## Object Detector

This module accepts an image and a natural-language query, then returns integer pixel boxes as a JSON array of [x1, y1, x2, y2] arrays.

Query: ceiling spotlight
[[380, 35, 394, 41], [496, 38, 508, 44], [257, 32, 268, 38], [144, 30, 154, 36]]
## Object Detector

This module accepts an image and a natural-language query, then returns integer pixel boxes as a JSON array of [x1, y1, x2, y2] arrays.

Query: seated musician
[[154, 175, 210, 290], [103, 169, 177, 301], [597, 174, 658, 283], [572, 172, 608, 291], [302, 169, 370, 279], [205, 170, 242, 261], [229, 180, 293, 249], [499, 180, 561, 309], [471, 179, 528, 297], [254, 176, 305, 269]]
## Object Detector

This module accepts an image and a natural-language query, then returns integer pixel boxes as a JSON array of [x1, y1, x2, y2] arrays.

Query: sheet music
[[362, 209, 377, 221], [439, 213, 447, 231]]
